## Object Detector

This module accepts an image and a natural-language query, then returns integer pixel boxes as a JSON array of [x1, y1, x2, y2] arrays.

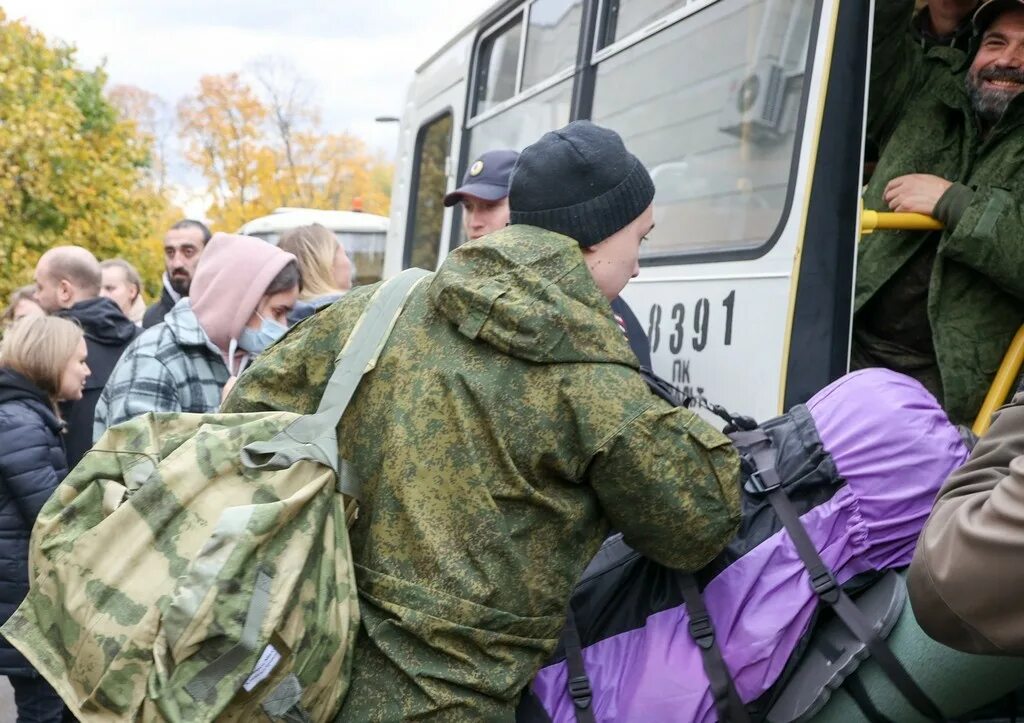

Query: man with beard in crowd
[[852, 0, 1024, 426], [143, 219, 211, 328]]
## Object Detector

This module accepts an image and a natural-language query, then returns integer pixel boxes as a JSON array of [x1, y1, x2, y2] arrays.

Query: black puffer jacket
[[56, 297, 139, 468], [0, 368, 68, 675]]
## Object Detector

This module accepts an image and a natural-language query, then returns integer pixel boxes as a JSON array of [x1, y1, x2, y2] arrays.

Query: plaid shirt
[[94, 300, 230, 441]]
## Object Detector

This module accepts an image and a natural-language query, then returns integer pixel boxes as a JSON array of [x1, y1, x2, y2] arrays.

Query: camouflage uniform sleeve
[[867, 0, 923, 149], [937, 185, 1024, 301], [584, 402, 742, 571]]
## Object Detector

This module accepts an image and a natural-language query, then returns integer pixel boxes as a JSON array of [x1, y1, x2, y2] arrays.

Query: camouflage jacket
[[856, 0, 1024, 425], [223, 225, 741, 720]]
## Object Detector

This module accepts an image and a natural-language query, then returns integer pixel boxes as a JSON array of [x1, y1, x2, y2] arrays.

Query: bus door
[[385, 33, 475, 277], [596, 0, 871, 421]]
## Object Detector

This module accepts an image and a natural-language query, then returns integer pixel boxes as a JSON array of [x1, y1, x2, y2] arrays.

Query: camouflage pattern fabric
[[1, 410, 360, 722], [223, 225, 742, 721], [856, 0, 1024, 425]]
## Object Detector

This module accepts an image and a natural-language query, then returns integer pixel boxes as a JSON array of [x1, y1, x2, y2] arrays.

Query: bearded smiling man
[[851, 0, 1024, 426]]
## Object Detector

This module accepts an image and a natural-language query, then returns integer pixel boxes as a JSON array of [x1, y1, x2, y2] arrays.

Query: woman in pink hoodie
[[93, 233, 299, 436]]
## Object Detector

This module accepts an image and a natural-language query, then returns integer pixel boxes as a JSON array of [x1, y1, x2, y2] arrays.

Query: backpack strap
[[679, 574, 752, 723], [731, 429, 947, 723], [637, 367, 750, 722], [184, 565, 275, 703], [563, 607, 597, 723], [240, 267, 432, 497]]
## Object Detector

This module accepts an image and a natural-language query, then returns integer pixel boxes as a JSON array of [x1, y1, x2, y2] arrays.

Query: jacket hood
[[57, 297, 138, 346], [0, 368, 61, 432], [427, 225, 638, 366], [188, 233, 296, 361], [162, 299, 223, 354]]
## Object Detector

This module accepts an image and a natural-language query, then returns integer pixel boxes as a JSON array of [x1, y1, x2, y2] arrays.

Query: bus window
[[466, 79, 572, 170], [474, 14, 524, 116], [591, 0, 815, 259], [522, 0, 584, 90], [406, 113, 453, 271], [337, 231, 387, 285], [600, 0, 689, 47], [457, 79, 572, 247]]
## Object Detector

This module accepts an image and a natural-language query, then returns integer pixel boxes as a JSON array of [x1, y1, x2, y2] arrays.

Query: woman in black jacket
[[0, 315, 89, 722]]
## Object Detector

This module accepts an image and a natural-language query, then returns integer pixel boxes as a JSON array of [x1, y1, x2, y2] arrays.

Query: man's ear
[[57, 279, 75, 307]]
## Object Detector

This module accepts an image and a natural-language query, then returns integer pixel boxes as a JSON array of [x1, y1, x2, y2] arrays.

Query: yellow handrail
[[854, 201, 1020, 435], [860, 209, 944, 235], [973, 324, 1024, 436]]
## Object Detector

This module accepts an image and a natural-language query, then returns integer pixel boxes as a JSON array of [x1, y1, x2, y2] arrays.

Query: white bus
[[383, 0, 868, 423], [240, 207, 389, 285]]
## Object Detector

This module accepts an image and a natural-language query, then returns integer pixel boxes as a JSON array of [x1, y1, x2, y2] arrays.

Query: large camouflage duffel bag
[[1, 268, 430, 722]]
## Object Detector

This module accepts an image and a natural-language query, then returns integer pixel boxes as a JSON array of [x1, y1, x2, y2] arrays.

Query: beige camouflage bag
[[1, 268, 430, 722]]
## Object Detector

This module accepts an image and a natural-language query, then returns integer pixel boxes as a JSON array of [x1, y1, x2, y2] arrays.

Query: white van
[[239, 207, 389, 285]]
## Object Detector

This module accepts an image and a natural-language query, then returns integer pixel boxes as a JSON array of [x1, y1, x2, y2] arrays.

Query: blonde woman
[[100, 258, 146, 326], [0, 315, 89, 722], [278, 223, 352, 324]]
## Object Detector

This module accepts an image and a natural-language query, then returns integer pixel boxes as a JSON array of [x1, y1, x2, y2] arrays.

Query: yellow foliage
[[177, 72, 393, 230], [0, 9, 174, 305]]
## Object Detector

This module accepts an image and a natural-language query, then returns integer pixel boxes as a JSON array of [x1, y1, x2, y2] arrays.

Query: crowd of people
[[0, 219, 355, 721], [1, 0, 1024, 719]]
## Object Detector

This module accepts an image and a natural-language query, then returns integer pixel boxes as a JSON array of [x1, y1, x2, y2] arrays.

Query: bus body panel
[[385, 0, 869, 421]]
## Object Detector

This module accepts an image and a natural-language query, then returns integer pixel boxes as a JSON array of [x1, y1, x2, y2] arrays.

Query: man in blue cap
[[445, 147, 654, 368], [443, 149, 519, 241]]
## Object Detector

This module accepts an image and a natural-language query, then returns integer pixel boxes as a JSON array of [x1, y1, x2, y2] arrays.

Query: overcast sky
[[1, 0, 495, 210]]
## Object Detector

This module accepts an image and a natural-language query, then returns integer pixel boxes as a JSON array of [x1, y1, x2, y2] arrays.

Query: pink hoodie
[[189, 233, 296, 365]]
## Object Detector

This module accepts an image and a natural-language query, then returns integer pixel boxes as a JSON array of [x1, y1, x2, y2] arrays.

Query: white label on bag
[[243, 644, 282, 692]]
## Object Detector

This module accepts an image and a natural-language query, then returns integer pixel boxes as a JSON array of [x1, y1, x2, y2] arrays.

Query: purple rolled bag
[[532, 369, 969, 722]]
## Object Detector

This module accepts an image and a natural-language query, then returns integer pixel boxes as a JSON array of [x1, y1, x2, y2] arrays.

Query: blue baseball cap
[[443, 149, 519, 207]]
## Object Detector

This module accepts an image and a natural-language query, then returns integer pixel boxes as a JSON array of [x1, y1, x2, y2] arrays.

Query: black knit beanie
[[508, 120, 655, 247]]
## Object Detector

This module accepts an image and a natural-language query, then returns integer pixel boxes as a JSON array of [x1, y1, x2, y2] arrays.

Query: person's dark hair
[[264, 260, 301, 296], [170, 219, 212, 245]]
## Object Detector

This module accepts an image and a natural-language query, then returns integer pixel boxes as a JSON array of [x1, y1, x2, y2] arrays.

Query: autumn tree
[[249, 56, 318, 207], [108, 83, 174, 193], [177, 66, 394, 230], [0, 10, 172, 304], [177, 73, 274, 231]]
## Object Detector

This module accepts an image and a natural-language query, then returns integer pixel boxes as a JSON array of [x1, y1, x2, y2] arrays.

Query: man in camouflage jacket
[[224, 121, 741, 720], [852, 0, 1024, 425]]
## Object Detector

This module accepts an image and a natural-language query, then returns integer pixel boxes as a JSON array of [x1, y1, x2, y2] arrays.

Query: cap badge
[[469, 160, 484, 176]]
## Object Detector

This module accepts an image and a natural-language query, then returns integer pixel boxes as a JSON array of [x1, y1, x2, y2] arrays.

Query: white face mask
[[237, 312, 288, 354]]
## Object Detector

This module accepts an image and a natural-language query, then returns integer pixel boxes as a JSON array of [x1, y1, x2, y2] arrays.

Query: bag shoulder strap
[[732, 429, 946, 723], [563, 607, 598, 723], [240, 268, 432, 494], [679, 573, 751, 723]]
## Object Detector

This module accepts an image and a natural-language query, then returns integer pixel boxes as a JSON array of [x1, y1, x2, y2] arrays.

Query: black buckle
[[744, 468, 782, 495], [568, 675, 592, 708], [688, 613, 715, 650], [810, 569, 840, 605]]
